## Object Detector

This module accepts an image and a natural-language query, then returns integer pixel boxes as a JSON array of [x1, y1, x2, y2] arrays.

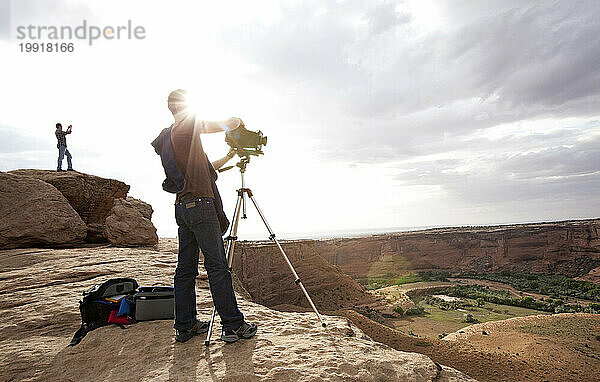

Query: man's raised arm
[[195, 117, 242, 134]]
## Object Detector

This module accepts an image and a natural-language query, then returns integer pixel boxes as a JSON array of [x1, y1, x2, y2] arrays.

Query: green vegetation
[[356, 273, 396, 290], [405, 305, 426, 316], [443, 285, 600, 314], [476, 297, 485, 307], [393, 294, 552, 339], [357, 271, 451, 290], [458, 271, 600, 302], [393, 274, 425, 284], [423, 295, 474, 311], [394, 271, 451, 285], [399, 295, 548, 339], [393, 306, 404, 315]]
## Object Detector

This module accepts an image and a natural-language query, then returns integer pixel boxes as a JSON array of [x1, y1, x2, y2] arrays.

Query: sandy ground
[[444, 313, 600, 381], [0, 242, 473, 382]]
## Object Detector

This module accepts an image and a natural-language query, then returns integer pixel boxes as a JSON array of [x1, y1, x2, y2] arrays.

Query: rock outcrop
[[0, 172, 87, 249], [125, 196, 153, 220], [311, 219, 600, 279], [5, 169, 158, 247], [0, 239, 474, 382], [9, 169, 130, 242], [232, 241, 378, 311], [105, 198, 158, 247]]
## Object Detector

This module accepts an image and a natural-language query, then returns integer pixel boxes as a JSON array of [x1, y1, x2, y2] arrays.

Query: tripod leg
[[204, 191, 244, 346], [247, 194, 327, 328], [241, 170, 247, 219]]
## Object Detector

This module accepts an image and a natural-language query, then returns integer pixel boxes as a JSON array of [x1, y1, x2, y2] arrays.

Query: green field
[[393, 295, 549, 339], [444, 284, 600, 314], [357, 271, 451, 290], [362, 271, 600, 339]]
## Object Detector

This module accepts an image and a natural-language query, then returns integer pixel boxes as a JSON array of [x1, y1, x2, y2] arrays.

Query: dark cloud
[[499, 137, 600, 180], [451, 1, 600, 110], [220, 0, 600, 159], [394, 125, 600, 205]]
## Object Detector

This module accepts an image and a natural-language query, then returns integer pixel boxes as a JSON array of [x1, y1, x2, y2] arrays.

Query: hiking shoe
[[67, 168, 75, 171], [175, 320, 210, 343], [57, 169, 65, 172], [221, 322, 257, 343]]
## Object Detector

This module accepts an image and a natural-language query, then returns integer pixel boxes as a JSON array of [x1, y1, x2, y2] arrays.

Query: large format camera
[[225, 124, 267, 157]]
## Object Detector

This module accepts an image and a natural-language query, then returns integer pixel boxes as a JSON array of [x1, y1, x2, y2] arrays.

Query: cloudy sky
[[1, 0, 599, 239]]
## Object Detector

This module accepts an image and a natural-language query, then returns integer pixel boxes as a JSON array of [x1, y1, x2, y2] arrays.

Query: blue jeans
[[57, 145, 72, 170], [174, 197, 244, 331]]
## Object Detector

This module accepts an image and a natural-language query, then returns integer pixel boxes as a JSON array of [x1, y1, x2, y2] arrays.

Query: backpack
[[69, 278, 138, 346]]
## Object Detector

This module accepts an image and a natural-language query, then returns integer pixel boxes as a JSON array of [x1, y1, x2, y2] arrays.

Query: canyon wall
[[312, 219, 600, 279], [235, 220, 600, 295]]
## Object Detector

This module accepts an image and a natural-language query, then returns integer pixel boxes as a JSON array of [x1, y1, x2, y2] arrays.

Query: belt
[[175, 195, 214, 206], [176, 192, 200, 203]]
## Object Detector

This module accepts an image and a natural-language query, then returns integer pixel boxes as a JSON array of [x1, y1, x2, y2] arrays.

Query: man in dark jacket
[[159, 89, 257, 343]]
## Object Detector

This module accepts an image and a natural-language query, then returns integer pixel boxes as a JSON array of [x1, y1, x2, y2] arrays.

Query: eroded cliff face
[[231, 241, 378, 311], [311, 220, 600, 279]]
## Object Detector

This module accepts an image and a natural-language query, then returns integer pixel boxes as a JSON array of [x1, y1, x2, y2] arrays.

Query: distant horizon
[[158, 216, 600, 241]]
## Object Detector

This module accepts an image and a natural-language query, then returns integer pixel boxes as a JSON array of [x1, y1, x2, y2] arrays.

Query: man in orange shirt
[[166, 89, 257, 343]]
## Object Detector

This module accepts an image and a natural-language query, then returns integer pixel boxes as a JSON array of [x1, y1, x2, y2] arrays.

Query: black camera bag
[[69, 278, 139, 346]]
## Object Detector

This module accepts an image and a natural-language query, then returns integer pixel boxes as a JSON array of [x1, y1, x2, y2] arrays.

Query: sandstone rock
[[0, 172, 87, 249], [9, 169, 130, 242], [0, 243, 475, 382], [44, 313, 474, 381], [125, 196, 153, 220], [104, 198, 158, 247]]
